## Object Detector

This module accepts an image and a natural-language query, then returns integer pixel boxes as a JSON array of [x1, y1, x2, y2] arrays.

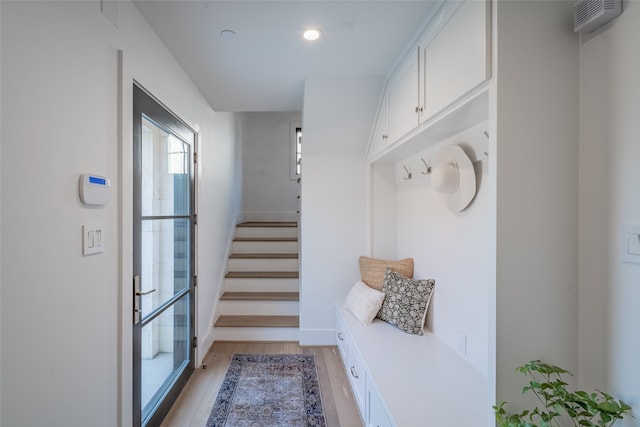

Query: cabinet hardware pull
[[337, 332, 344, 341], [350, 366, 359, 379]]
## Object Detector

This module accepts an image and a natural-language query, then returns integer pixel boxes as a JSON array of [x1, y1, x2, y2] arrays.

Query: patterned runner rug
[[206, 354, 326, 427]]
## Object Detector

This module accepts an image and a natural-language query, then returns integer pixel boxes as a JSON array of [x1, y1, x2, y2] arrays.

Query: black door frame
[[132, 82, 196, 427]]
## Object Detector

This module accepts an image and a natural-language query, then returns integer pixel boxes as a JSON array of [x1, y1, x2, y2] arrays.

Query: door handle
[[133, 274, 154, 324]]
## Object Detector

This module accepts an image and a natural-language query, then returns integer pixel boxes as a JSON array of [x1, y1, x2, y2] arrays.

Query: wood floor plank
[[220, 291, 299, 301], [305, 347, 341, 426], [322, 346, 364, 426], [187, 352, 233, 427], [161, 349, 226, 427], [160, 342, 363, 427]]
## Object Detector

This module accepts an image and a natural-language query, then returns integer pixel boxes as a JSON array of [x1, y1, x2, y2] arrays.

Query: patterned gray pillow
[[376, 268, 435, 335]]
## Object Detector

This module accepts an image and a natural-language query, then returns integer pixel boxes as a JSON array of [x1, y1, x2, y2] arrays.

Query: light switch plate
[[83, 222, 104, 256], [621, 224, 640, 264]]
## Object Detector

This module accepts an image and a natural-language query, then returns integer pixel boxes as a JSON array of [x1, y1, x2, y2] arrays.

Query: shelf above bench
[[368, 88, 489, 165]]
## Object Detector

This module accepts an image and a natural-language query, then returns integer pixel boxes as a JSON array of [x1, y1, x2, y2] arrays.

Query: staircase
[[214, 222, 300, 341]]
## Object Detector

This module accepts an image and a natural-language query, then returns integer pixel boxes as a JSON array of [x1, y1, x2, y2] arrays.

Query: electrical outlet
[[457, 331, 467, 356]]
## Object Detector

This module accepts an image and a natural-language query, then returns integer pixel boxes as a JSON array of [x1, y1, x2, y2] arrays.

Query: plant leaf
[[598, 402, 619, 413]]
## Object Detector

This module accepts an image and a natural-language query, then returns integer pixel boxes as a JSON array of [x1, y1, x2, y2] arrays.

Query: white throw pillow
[[344, 280, 386, 326]]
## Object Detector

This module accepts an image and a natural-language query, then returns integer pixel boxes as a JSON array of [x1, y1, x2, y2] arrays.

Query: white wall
[[300, 77, 383, 345], [195, 107, 242, 356], [493, 0, 580, 410], [579, 2, 640, 422], [0, 0, 3, 416], [242, 111, 301, 222], [0, 1, 240, 426], [370, 162, 397, 259], [0, 1, 3, 418], [394, 122, 490, 376]]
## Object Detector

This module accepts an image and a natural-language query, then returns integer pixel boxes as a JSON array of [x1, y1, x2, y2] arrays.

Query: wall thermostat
[[79, 174, 111, 207]]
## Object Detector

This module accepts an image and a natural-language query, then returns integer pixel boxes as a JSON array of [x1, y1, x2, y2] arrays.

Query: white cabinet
[[336, 312, 366, 415], [422, 0, 489, 120], [387, 49, 420, 142], [367, 0, 490, 161], [367, 383, 392, 427], [335, 317, 349, 363], [368, 93, 389, 156], [336, 307, 394, 427], [347, 343, 367, 412]]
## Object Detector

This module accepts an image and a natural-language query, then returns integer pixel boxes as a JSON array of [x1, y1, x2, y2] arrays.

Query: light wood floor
[[160, 342, 364, 427]]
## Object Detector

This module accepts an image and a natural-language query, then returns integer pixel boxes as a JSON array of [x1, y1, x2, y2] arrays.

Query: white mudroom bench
[[335, 304, 489, 427]]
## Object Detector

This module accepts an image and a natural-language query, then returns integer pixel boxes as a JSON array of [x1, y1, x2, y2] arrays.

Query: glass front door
[[133, 84, 195, 427]]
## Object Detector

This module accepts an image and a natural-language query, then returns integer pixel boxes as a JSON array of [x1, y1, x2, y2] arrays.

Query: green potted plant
[[493, 360, 633, 427]]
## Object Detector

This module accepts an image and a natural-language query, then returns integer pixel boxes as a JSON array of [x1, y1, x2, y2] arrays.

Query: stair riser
[[217, 301, 299, 316], [224, 278, 299, 292], [217, 223, 301, 343], [232, 241, 298, 254], [214, 327, 299, 342], [236, 227, 298, 239], [228, 258, 298, 272]]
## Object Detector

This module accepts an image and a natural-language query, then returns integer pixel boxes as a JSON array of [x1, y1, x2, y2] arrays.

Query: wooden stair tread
[[238, 222, 297, 227], [221, 291, 299, 301], [229, 253, 298, 259], [225, 271, 299, 279], [215, 315, 299, 328], [234, 237, 298, 242]]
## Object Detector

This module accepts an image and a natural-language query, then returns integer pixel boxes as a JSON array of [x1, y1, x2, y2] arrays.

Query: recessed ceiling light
[[303, 29, 321, 41], [220, 29, 236, 39]]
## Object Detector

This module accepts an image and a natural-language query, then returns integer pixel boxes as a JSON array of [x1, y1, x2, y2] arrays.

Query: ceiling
[[133, 1, 438, 112]]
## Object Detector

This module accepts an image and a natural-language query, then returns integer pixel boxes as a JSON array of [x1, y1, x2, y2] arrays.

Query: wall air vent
[[574, 0, 622, 33]]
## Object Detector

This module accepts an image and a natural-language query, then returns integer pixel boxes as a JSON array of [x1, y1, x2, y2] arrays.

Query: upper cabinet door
[[422, 0, 490, 120], [369, 92, 390, 156], [387, 48, 420, 142]]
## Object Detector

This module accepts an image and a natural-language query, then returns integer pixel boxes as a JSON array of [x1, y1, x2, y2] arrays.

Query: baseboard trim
[[197, 330, 216, 367], [299, 328, 336, 346]]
